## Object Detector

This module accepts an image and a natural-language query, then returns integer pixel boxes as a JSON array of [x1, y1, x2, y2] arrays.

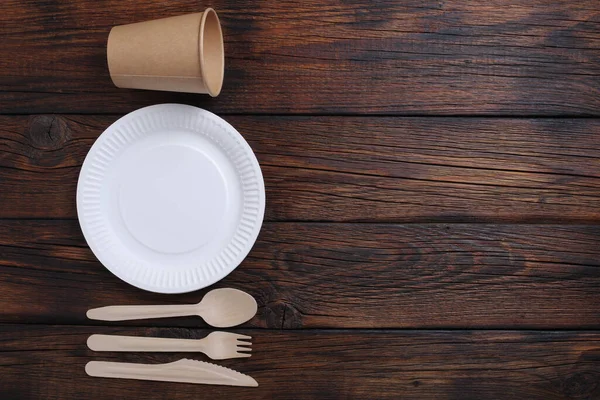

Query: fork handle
[[86, 304, 198, 321], [87, 334, 207, 353]]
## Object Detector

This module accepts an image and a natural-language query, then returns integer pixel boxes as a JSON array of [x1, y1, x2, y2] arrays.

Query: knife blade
[[85, 358, 258, 387]]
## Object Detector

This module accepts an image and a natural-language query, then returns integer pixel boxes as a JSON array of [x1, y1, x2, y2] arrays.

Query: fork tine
[[233, 352, 252, 358], [236, 345, 252, 352], [236, 339, 252, 346], [231, 333, 252, 340]]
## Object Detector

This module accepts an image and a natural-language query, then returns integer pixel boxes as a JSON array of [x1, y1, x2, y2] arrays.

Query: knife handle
[[86, 360, 166, 380], [86, 360, 205, 384], [86, 304, 198, 321], [87, 334, 206, 352]]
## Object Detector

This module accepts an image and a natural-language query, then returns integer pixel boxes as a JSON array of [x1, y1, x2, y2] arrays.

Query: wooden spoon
[[86, 288, 257, 327]]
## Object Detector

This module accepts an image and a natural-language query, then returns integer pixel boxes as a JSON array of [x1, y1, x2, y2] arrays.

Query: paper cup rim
[[199, 8, 224, 97]]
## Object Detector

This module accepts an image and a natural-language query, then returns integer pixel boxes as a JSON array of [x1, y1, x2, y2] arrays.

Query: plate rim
[[76, 103, 265, 293]]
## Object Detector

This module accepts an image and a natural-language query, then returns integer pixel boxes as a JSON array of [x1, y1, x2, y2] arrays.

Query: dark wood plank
[[1, 325, 600, 399], [1, 115, 599, 222], [1, 0, 599, 115], [0, 220, 599, 328]]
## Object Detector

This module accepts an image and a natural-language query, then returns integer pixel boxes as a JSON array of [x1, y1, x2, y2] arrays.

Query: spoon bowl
[[199, 288, 257, 327]]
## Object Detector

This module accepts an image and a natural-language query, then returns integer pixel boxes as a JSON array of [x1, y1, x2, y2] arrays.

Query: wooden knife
[[85, 358, 258, 387]]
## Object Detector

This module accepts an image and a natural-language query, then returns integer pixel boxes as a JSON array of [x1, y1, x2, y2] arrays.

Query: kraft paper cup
[[107, 9, 224, 96]]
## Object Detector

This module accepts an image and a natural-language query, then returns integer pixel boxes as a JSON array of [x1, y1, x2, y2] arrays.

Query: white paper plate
[[77, 104, 265, 293]]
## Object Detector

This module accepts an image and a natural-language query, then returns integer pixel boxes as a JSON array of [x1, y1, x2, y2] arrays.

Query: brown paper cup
[[107, 9, 224, 96]]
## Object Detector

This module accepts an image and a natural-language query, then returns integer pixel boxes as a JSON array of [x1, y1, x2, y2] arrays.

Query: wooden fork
[[87, 332, 252, 360]]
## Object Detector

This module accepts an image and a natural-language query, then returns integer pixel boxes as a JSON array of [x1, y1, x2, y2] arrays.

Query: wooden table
[[1, 1, 600, 399]]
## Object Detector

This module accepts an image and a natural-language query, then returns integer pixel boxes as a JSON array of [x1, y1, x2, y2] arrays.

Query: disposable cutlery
[[85, 358, 258, 387], [87, 288, 257, 328], [87, 332, 252, 360]]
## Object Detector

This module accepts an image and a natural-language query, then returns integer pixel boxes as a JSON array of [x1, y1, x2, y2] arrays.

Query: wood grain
[[0, 220, 598, 328], [1, 0, 599, 115], [2, 0, 599, 398], [1, 115, 599, 222], [1, 325, 600, 399]]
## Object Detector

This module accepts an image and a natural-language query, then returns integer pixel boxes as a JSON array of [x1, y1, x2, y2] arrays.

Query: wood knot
[[562, 371, 600, 398], [263, 301, 303, 329], [281, 303, 303, 329], [27, 115, 70, 150]]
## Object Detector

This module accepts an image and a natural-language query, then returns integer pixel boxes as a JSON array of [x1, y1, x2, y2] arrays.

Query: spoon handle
[[87, 304, 198, 321]]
